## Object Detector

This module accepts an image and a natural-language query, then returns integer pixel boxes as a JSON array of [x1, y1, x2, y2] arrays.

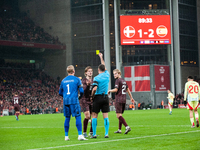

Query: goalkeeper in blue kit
[[59, 65, 87, 141]]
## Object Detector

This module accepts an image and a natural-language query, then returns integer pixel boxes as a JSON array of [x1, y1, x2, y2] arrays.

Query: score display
[[120, 15, 171, 45]]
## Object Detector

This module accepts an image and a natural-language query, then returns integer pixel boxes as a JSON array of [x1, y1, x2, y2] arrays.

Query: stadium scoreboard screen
[[120, 15, 171, 45]]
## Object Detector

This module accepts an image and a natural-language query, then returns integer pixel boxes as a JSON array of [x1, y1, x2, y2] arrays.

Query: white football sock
[[195, 113, 199, 120], [190, 118, 194, 125]]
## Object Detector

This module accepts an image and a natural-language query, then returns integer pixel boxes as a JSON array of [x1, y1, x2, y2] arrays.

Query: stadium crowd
[[1, 62, 198, 115], [0, 62, 123, 115], [174, 93, 184, 105], [0, 63, 63, 115], [0, 12, 62, 45]]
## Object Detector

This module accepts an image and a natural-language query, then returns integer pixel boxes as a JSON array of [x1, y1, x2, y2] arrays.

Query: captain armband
[[78, 84, 83, 88], [91, 81, 98, 90]]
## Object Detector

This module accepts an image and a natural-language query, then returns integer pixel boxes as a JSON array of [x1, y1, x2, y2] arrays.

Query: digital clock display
[[120, 15, 171, 45]]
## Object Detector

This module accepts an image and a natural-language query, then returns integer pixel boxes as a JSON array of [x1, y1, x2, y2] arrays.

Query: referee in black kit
[[90, 53, 110, 138]]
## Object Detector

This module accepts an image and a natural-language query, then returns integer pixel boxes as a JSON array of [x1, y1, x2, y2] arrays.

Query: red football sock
[[90, 123, 93, 132], [16, 113, 19, 118], [118, 118, 122, 130], [119, 116, 128, 127], [83, 118, 89, 132]]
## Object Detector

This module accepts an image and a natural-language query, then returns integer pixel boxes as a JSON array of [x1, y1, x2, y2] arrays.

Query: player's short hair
[[187, 76, 193, 79], [113, 69, 121, 75], [15, 92, 18, 95], [84, 66, 93, 76], [67, 65, 74, 74], [98, 64, 105, 72]]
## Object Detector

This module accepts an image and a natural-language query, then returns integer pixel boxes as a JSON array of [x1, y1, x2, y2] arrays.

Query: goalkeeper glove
[[184, 100, 187, 106], [78, 93, 83, 100]]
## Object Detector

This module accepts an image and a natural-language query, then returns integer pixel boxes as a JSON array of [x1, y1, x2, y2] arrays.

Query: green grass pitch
[[0, 109, 200, 150]]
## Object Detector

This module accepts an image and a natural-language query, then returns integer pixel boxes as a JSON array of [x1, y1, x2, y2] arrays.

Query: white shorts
[[168, 102, 173, 107], [187, 101, 199, 110]]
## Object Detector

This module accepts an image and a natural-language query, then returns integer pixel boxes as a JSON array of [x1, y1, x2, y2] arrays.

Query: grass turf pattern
[[0, 109, 200, 150]]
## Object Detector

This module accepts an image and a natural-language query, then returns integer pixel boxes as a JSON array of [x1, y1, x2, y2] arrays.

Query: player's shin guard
[[92, 118, 97, 136], [104, 118, 109, 136], [76, 115, 82, 135], [64, 116, 70, 136]]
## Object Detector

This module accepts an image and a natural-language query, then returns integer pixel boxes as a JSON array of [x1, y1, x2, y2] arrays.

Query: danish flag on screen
[[124, 65, 150, 92]]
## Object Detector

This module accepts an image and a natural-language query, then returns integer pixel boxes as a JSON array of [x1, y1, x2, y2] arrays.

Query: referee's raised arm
[[90, 52, 110, 138], [98, 53, 107, 70]]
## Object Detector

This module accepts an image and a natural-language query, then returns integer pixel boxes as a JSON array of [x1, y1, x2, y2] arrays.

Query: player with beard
[[108, 69, 135, 134], [80, 66, 93, 138], [12, 92, 21, 121]]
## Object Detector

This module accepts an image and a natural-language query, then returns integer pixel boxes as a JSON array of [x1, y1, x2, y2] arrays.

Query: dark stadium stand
[[0, 63, 63, 115], [0, 3, 65, 116], [0, 12, 62, 45], [174, 93, 184, 106], [0, 3, 66, 50]]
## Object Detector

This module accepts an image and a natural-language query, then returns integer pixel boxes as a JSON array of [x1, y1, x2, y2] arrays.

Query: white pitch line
[[1, 127, 60, 128], [27, 130, 200, 150], [1, 125, 191, 129]]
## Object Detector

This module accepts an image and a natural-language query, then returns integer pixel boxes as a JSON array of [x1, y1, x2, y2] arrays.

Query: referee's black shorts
[[92, 94, 110, 113]]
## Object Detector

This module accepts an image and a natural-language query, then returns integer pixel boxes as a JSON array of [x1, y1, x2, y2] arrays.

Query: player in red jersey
[[108, 69, 135, 134], [12, 92, 21, 121], [80, 66, 93, 137], [0, 100, 3, 117]]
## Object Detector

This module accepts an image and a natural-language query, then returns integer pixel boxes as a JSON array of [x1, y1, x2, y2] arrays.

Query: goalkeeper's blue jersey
[[59, 75, 82, 105]]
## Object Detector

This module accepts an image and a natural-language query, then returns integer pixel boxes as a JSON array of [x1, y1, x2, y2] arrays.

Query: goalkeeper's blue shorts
[[63, 103, 81, 117]]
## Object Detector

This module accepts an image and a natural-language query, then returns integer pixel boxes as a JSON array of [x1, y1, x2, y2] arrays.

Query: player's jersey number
[[188, 85, 198, 94], [122, 85, 126, 94], [67, 84, 70, 95], [14, 98, 18, 104]]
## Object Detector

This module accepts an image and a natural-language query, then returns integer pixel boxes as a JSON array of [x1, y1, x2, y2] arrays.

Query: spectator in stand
[[0, 12, 63, 45], [146, 101, 152, 109], [0, 100, 3, 117], [174, 93, 184, 105], [141, 101, 145, 109], [0, 62, 63, 115]]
